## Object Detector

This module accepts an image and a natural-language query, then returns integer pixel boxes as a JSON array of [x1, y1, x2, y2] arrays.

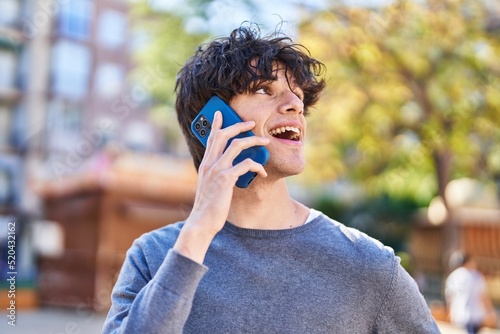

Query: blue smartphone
[[190, 96, 270, 188]]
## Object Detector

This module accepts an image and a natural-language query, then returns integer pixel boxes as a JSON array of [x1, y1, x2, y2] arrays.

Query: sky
[[148, 0, 395, 36]]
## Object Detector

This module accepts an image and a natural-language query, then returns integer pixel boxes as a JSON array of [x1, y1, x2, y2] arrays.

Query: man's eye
[[255, 88, 268, 94]]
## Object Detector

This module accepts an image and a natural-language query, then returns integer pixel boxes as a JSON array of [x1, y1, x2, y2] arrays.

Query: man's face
[[229, 66, 306, 179]]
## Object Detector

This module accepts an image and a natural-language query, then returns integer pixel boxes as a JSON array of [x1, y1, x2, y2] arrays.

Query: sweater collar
[[223, 214, 323, 239]]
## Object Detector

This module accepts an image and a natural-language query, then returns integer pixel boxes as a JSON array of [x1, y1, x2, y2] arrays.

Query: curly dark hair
[[175, 23, 326, 170]]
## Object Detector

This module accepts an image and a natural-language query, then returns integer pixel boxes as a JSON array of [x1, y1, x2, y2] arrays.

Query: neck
[[227, 178, 309, 230]]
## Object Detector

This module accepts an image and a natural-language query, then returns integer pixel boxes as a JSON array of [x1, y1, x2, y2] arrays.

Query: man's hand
[[174, 111, 269, 264]]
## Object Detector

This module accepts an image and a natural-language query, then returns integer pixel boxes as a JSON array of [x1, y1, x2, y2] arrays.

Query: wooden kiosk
[[36, 154, 197, 311]]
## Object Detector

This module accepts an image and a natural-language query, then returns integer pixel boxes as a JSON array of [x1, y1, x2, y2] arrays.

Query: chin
[[266, 156, 305, 178]]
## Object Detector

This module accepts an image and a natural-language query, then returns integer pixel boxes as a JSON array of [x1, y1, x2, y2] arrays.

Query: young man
[[103, 24, 439, 333]]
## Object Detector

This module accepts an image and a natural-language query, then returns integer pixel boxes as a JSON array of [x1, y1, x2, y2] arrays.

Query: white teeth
[[269, 126, 300, 136]]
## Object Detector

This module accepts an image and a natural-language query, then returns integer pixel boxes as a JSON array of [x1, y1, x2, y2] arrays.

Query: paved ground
[[436, 322, 500, 334], [0, 308, 499, 333], [1, 308, 107, 334]]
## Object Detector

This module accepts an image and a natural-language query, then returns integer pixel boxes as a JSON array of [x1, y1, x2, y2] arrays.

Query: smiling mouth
[[269, 126, 301, 141]]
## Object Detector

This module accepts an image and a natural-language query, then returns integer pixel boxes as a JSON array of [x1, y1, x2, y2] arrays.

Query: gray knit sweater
[[102, 213, 439, 333]]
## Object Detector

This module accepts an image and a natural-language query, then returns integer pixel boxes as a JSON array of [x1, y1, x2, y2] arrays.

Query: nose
[[279, 90, 304, 115]]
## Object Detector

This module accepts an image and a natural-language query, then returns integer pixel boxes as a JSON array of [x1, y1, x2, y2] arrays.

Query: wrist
[[173, 224, 216, 264]]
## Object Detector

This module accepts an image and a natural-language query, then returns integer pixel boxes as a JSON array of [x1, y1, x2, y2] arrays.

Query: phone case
[[191, 96, 270, 188]]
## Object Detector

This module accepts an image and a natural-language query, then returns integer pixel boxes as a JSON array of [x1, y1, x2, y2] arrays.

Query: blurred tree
[[299, 0, 500, 209], [314, 191, 420, 252], [130, 0, 270, 152], [130, 2, 209, 151]]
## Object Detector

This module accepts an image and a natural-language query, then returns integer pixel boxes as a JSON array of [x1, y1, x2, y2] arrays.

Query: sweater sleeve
[[374, 259, 440, 334], [102, 246, 208, 334]]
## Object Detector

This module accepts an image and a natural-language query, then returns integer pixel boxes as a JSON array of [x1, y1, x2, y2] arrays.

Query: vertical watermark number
[[6, 222, 16, 327]]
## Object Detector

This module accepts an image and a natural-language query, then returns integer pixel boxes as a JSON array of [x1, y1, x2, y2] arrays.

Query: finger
[[205, 117, 258, 161], [208, 116, 255, 147], [213, 110, 223, 130], [229, 158, 268, 179], [218, 136, 270, 167], [203, 111, 223, 159], [202, 158, 267, 189], [217, 119, 256, 139]]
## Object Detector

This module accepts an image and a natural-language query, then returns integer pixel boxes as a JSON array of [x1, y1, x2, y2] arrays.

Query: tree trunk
[[433, 149, 459, 275], [433, 150, 452, 209]]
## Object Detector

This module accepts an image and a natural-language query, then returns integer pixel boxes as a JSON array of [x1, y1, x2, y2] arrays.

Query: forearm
[[173, 223, 217, 264], [103, 249, 208, 334], [172, 112, 269, 265]]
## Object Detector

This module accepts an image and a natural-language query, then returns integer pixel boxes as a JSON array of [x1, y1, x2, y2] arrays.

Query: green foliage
[[299, 0, 500, 204], [313, 192, 422, 252], [396, 251, 414, 274], [130, 2, 210, 147], [130, 9, 209, 105]]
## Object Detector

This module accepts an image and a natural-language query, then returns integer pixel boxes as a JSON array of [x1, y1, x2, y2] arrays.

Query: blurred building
[[0, 0, 36, 301], [0, 1, 24, 209], [0, 0, 175, 309], [36, 153, 196, 311]]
